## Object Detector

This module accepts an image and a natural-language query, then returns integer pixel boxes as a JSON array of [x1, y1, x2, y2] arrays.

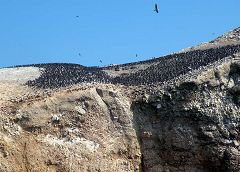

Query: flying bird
[[154, 3, 159, 13], [76, 16, 79, 18], [136, 54, 138, 57], [99, 60, 102, 63], [78, 53, 81, 56]]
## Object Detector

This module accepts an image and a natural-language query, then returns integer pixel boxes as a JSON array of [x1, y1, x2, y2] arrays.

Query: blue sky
[[0, 0, 239, 67]]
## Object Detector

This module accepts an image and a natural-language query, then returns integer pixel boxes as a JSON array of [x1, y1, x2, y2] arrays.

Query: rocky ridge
[[1, 28, 240, 172]]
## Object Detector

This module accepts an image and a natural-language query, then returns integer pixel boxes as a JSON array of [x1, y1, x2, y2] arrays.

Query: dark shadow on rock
[[131, 96, 235, 172]]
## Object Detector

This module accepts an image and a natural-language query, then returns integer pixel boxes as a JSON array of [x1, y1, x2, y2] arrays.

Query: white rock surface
[[0, 67, 41, 83]]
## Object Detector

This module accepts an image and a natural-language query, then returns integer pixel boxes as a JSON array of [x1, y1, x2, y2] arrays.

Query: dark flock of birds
[[16, 4, 240, 89], [25, 44, 240, 89]]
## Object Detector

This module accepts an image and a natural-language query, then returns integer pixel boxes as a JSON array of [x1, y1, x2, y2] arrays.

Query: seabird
[[154, 3, 159, 13]]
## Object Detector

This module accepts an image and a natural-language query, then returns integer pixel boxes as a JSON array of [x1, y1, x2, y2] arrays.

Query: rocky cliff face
[[1, 28, 240, 172]]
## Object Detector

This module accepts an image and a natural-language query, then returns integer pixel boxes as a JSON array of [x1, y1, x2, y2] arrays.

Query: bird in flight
[[136, 54, 138, 57], [154, 3, 159, 13], [76, 16, 79, 18], [78, 53, 81, 56], [99, 60, 102, 63]]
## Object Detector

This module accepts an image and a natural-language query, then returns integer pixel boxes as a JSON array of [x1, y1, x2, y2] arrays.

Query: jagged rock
[[0, 28, 240, 172]]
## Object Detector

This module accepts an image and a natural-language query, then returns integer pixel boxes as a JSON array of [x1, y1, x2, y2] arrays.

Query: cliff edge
[[1, 28, 240, 172]]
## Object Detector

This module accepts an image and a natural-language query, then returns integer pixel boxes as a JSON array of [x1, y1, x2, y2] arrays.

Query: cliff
[[1, 27, 240, 172]]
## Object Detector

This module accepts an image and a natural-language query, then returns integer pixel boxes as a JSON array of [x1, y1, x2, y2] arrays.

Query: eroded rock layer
[[1, 28, 240, 172]]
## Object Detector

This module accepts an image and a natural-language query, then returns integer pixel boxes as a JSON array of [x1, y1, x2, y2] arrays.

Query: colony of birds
[[24, 44, 240, 89], [112, 44, 240, 85]]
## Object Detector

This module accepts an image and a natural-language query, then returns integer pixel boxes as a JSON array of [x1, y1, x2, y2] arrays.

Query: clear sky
[[0, 0, 239, 68]]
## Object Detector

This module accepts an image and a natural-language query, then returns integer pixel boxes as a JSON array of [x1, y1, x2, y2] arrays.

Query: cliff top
[[1, 27, 240, 89]]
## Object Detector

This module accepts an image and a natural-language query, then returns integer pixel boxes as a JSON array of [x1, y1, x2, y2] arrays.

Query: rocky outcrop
[[1, 28, 240, 172]]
